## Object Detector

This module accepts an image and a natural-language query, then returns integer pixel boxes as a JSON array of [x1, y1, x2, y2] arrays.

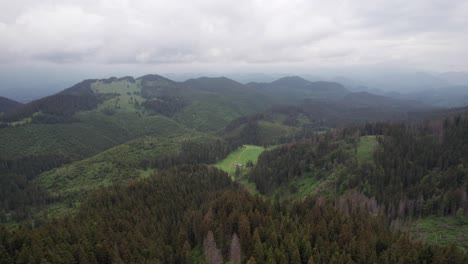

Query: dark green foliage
[[352, 118, 468, 218], [0, 97, 22, 113], [250, 133, 352, 194], [60, 79, 97, 95], [250, 116, 468, 220], [0, 165, 464, 263], [0, 173, 51, 222], [0, 155, 70, 221], [139, 74, 178, 99], [147, 138, 230, 170], [30, 113, 78, 124], [1, 94, 102, 122], [143, 96, 188, 116]]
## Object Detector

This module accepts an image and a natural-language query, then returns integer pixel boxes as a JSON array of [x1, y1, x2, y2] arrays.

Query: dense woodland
[[0, 94, 103, 123], [0, 165, 465, 263], [250, 116, 468, 221], [143, 96, 188, 117]]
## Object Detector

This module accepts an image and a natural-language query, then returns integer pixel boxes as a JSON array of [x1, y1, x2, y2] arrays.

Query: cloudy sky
[[0, 0, 468, 99], [1, 0, 468, 71]]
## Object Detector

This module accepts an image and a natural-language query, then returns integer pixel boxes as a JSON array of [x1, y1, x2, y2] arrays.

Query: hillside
[[36, 132, 218, 198], [0, 96, 22, 113], [248, 76, 349, 103], [1, 164, 465, 263], [221, 93, 436, 148]]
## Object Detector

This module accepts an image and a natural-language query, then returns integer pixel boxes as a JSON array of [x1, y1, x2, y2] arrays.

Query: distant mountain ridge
[[248, 76, 349, 102], [0, 74, 352, 123], [0, 96, 22, 113]]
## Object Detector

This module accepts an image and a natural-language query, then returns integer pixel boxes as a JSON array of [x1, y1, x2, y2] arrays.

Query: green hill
[[0, 112, 186, 160], [0, 96, 22, 113], [36, 132, 214, 198]]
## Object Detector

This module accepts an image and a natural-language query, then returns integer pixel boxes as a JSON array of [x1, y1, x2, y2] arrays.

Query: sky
[[1, 0, 468, 99]]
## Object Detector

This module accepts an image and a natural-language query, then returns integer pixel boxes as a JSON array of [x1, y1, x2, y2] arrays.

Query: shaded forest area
[[0, 165, 465, 263]]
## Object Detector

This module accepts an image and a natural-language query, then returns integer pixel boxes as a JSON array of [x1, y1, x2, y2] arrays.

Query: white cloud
[[0, 0, 467, 71]]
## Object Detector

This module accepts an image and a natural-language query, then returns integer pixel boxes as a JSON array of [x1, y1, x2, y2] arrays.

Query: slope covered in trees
[[0, 165, 465, 263], [248, 116, 468, 221], [0, 96, 22, 113]]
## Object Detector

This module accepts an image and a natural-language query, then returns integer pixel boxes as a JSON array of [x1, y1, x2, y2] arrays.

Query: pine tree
[[203, 231, 223, 264], [253, 229, 264, 262], [229, 233, 242, 264]]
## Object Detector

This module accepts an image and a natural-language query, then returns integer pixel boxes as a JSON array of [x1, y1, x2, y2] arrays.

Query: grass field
[[357, 135, 378, 162], [92, 79, 145, 114], [214, 145, 266, 178], [406, 216, 468, 250]]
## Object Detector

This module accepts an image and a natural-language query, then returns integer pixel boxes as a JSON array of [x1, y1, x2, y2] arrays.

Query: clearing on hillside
[[214, 145, 265, 178], [357, 135, 378, 162], [406, 216, 468, 251]]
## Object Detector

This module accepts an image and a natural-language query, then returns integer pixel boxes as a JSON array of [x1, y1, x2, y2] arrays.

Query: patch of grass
[[93, 80, 145, 114], [406, 216, 468, 250], [357, 135, 378, 162], [213, 145, 266, 178]]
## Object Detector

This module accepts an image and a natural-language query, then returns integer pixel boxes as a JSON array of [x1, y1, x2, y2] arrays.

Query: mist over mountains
[[1, 69, 467, 107]]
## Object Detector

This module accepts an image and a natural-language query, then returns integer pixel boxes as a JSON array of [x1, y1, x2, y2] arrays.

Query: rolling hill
[[248, 76, 349, 103], [0, 96, 22, 113]]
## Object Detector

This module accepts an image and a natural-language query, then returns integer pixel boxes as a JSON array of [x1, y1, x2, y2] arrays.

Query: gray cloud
[[0, 0, 467, 71]]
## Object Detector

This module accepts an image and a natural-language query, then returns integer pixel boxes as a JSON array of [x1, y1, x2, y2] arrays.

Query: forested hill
[[0, 165, 465, 263], [0, 96, 22, 113], [249, 115, 468, 220], [248, 76, 349, 102]]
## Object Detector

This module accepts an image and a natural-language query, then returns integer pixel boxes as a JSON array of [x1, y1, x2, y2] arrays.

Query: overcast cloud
[[1, 0, 468, 72]]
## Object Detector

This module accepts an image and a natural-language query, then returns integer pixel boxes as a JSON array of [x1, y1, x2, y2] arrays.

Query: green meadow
[[214, 145, 266, 178]]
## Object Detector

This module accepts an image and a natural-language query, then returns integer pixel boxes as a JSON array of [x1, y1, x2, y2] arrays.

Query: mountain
[[0, 96, 22, 113], [439, 71, 468, 85], [386, 85, 468, 107], [342, 91, 429, 109], [410, 85, 468, 107], [248, 76, 349, 102]]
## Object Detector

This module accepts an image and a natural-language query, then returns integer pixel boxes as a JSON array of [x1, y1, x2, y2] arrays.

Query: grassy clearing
[[93, 80, 145, 114], [357, 135, 378, 162], [214, 145, 266, 177], [407, 216, 468, 250]]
